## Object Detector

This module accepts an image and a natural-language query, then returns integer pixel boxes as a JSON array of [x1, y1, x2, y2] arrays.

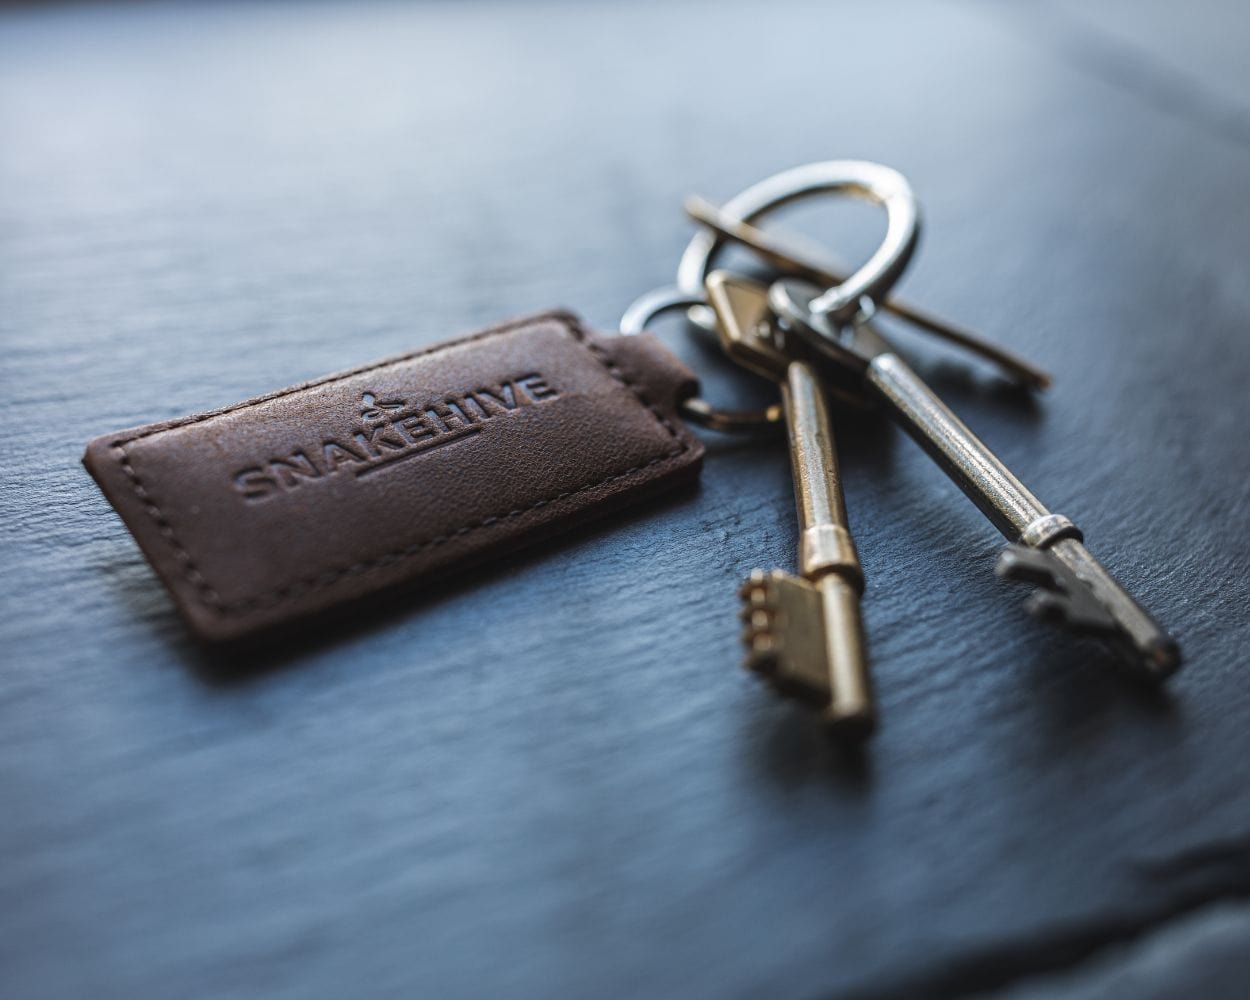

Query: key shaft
[[784, 360, 872, 727], [867, 352, 1049, 538]]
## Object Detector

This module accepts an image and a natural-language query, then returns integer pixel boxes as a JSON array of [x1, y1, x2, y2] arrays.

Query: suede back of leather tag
[[83, 312, 704, 640]]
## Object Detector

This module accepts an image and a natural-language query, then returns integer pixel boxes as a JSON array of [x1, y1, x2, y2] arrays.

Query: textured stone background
[[2, 1, 1249, 997]]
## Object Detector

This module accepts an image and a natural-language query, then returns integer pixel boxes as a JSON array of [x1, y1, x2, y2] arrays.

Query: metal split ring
[[678, 159, 920, 328], [619, 160, 922, 429]]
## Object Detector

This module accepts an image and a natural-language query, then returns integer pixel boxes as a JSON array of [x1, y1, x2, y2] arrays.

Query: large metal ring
[[676, 159, 920, 328], [618, 289, 783, 432], [618, 160, 919, 427]]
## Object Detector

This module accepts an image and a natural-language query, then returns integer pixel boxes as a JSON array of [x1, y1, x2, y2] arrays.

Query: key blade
[[995, 545, 1118, 634]]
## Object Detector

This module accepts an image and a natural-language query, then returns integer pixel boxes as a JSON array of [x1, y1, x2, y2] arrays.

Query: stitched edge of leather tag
[[83, 311, 704, 641]]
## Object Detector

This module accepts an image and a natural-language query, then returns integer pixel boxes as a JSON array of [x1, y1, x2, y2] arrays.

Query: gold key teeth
[[739, 573, 779, 637], [738, 568, 784, 603], [746, 608, 773, 630], [735, 571, 834, 706], [738, 597, 765, 621], [741, 614, 777, 651], [739, 596, 774, 624], [738, 570, 797, 679], [743, 631, 781, 676], [746, 633, 778, 658], [737, 568, 771, 601], [739, 572, 779, 675]]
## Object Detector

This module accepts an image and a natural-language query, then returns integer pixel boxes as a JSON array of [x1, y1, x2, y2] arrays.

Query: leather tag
[[84, 312, 704, 640]]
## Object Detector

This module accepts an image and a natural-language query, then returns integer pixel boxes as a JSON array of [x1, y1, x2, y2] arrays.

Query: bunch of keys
[[621, 161, 1180, 738], [84, 157, 1179, 737]]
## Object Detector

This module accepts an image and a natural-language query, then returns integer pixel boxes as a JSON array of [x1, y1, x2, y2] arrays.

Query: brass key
[[706, 273, 873, 736]]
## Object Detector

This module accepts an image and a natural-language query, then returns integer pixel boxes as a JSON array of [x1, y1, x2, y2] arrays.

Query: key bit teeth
[[1023, 589, 1070, 624], [740, 613, 774, 647], [736, 571, 832, 701], [738, 569, 780, 609], [995, 545, 1061, 589], [747, 632, 778, 655], [739, 593, 771, 618], [998, 543, 1181, 678], [736, 570, 873, 735], [739, 571, 780, 670], [744, 608, 773, 630], [743, 625, 783, 677], [996, 544, 1117, 634], [738, 568, 770, 600]]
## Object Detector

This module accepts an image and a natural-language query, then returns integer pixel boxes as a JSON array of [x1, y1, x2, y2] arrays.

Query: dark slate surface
[[2, 2, 1249, 997]]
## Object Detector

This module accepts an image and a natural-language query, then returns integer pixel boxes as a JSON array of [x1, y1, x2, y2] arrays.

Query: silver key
[[772, 277, 1180, 678]]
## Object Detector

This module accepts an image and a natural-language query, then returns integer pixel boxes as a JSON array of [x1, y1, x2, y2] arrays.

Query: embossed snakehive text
[[232, 373, 559, 500]]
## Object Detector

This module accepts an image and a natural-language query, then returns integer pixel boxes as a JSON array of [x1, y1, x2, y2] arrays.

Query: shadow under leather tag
[[83, 311, 704, 641]]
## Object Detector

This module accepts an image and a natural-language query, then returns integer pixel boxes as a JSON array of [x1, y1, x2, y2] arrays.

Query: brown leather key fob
[[83, 311, 704, 641]]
